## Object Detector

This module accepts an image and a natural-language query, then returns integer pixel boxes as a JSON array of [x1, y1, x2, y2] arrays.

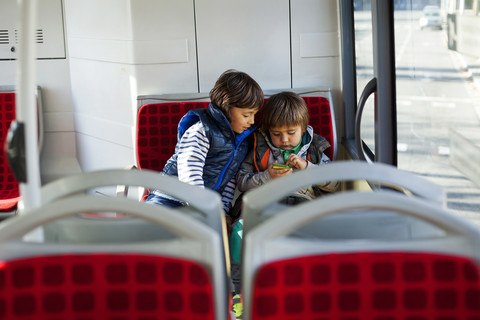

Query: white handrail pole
[[15, 0, 42, 213]]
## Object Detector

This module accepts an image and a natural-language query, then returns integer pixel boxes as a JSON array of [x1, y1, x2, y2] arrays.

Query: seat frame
[[38, 168, 227, 246], [241, 161, 445, 234]]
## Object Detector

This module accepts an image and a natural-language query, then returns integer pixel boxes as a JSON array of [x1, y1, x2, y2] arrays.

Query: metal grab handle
[[355, 78, 377, 162], [6, 121, 27, 182]]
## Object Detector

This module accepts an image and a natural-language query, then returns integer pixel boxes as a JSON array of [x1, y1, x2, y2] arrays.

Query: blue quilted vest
[[163, 103, 255, 194]]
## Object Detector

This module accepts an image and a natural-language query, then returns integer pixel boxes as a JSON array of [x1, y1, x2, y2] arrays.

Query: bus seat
[[241, 191, 480, 320], [39, 169, 226, 241], [241, 160, 446, 238], [135, 88, 337, 173], [0, 195, 230, 320], [0, 86, 43, 218]]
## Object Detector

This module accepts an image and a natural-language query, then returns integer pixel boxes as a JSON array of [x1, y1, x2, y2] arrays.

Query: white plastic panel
[[65, 0, 199, 171], [75, 132, 135, 171], [0, 0, 65, 60], [300, 33, 339, 58], [40, 132, 82, 184], [66, 0, 196, 66], [65, 0, 132, 39], [291, 0, 341, 89], [195, 0, 291, 91]]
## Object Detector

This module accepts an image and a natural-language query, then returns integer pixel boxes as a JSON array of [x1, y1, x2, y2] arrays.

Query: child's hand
[[286, 154, 307, 170], [268, 162, 292, 179]]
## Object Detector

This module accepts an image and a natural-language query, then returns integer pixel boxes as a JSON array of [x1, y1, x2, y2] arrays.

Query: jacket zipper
[[213, 125, 256, 190]]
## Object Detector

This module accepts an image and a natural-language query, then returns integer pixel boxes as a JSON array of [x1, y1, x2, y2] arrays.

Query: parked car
[[419, 5, 443, 30]]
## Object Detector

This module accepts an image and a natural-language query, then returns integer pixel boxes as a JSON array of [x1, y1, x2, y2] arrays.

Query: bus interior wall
[[1, 0, 343, 181]]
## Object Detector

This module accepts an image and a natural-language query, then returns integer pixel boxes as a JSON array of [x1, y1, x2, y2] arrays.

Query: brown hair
[[261, 91, 309, 131], [209, 69, 264, 121]]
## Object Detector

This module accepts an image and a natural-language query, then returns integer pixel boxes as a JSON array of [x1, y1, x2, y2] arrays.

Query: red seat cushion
[[0, 253, 215, 319], [137, 102, 209, 172], [0, 92, 20, 211], [251, 251, 480, 319], [303, 96, 334, 160]]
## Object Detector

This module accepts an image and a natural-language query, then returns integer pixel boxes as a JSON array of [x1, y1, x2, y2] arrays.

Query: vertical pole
[[372, 0, 397, 166], [15, 0, 42, 212], [339, 0, 357, 141]]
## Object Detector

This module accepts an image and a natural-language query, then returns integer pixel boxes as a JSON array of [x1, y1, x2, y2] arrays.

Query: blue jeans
[[144, 190, 186, 208]]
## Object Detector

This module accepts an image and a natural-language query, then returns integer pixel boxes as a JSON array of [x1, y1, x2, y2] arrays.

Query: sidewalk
[[454, 52, 480, 121], [448, 52, 480, 221], [470, 60, 480, 91], [456, 52, 480, 93], [467, 57, 480, 120]]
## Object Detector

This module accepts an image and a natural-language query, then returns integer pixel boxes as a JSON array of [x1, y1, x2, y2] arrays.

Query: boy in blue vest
[[145, 69, 264, 216], [144, 70, 263, 319]]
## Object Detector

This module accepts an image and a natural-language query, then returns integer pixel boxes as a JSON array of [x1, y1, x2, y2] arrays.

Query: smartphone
[[272, 163, 290, 169]]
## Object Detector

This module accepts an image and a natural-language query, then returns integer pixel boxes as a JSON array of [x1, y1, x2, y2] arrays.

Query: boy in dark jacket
[[237, 91, 338, 200], [229, 91, 338, 315]]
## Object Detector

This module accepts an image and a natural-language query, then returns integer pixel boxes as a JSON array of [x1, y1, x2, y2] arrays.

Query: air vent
[[36, 29, 44, 44], [0, 30, 9, 45], [13, 29, 44, 44]]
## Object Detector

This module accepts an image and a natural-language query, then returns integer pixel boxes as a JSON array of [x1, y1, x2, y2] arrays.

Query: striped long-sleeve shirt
[[177, 121, 237, 212]]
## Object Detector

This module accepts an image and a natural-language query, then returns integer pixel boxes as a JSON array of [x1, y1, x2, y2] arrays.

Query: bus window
[[354, 7, 375, 159], [396, 2, 480, 224], [353, 1, 480, 224]]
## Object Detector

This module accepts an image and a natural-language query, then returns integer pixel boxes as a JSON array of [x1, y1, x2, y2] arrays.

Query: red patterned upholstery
[[137, 102, 209, 172], [0, 253, 215, 319], [0, 92, 20, 211], [303, 96, 335, 160], [251, 252, 480, 319], [136, 97, 335, 172]]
